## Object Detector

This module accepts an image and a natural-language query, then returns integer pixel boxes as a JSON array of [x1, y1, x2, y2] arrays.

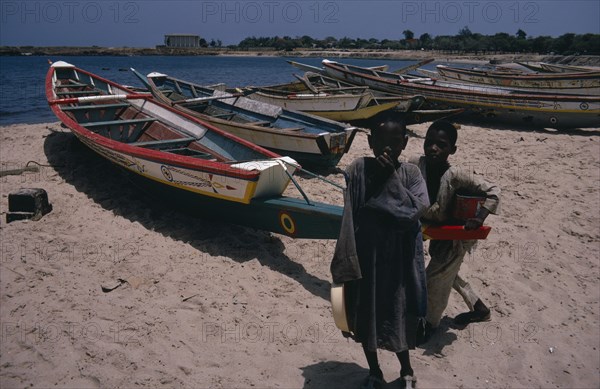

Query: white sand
[[1, 121, 599, 388]]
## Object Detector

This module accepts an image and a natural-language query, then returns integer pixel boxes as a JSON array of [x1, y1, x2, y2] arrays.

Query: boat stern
[[229, 156, 299, 199], [321, 127, 358, 155]]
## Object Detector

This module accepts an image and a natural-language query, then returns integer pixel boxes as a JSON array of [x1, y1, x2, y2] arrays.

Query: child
[[411, 120, 501, 342], [331, 113, 429, 389]]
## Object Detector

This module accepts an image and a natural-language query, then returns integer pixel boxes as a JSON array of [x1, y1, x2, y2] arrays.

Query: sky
[[1, 0, 599, 47]]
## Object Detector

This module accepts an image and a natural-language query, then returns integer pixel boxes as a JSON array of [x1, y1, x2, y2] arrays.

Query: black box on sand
[[6, 188, 53, 223]]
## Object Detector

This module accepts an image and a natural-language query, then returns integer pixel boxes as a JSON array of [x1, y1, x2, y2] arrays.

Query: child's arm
[[432, 166, 500, 225], [406, 163, 430, 214]]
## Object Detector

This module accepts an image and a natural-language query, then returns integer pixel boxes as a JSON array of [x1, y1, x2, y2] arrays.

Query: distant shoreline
[[2, 46, 600, 66]]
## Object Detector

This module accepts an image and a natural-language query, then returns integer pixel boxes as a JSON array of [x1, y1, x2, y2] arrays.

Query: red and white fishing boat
[[46, 60, 345, 239]]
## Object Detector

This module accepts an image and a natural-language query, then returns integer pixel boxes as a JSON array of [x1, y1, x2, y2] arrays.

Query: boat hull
[[248, 91, 370, 112], [242, 73, 419, 122], [540, 63, 598, 73], [74, 133, 289, 204], [139, 72, 359, 168], [46, 61, 357, 239], [123, 166, 343, 239], [323, 61, 600, 129], [47, 62, 301, 204], [435, 65, 600, 95], [246, 93, 409, 122], [185, 116, 356, 168], [304, 100, 407, 121]]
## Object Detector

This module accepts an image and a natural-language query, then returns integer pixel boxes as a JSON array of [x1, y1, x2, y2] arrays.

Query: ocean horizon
[[0, 55, 432, 126]]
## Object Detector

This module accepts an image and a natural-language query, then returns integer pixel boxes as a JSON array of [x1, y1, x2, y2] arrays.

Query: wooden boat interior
[[326, 61, 420, 81], [154, 77, 281, 127], [152, 76, 341, 135], [53, 73, 267, 163], [255, 73, 370, 95]]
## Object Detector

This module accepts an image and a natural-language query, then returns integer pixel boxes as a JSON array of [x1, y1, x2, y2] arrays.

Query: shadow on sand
[[301, 359, 424, 388], [417, 317, 461, 357], [301, 361, 369, 389], [43, 130, 330, 300]]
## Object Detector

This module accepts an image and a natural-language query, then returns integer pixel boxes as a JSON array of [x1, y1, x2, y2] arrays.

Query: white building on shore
[[164, 34, 202, 48]]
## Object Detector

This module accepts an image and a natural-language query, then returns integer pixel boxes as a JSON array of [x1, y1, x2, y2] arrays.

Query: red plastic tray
[[422, 225, 491, 240]]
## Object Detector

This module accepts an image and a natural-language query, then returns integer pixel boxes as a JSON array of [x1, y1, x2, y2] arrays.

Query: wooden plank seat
[[211, 113, 236, 120], [129, 138, 216, 160], [249, 120, 271, 126], [55, 90, 102, 96], [279, 115, 314, 126], [63, 103, 131, 124], [81, 118, 157, 128], [157, 88, 176, 98], [80, 118, 157, 142], [130, 137, 197, 149], [162, 147, 216, 160], [61, 103, 130, 111], [59, 82, 89, 88], [173, 81, 183, 94]]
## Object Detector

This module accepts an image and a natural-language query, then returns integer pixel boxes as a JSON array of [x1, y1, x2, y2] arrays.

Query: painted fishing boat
[[46, 61, 345, 239], [539, 62, 599, 74], [434, 64, 600, 95], [515, 62, 551, 73], [321, 60, 600, 129], [285, 60, 389, 75], [287, 58, 434, 76], [132, 70, 358, 168], [237, 72, 420, 121]]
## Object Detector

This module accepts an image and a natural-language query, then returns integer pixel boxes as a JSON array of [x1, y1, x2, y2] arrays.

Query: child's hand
[[464, 218, 483, 230], [376, 147, 396, 175], [464, 207, 490, 230]]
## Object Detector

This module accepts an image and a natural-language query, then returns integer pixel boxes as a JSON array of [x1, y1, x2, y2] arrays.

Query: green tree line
[[232, 29, 599, 55]]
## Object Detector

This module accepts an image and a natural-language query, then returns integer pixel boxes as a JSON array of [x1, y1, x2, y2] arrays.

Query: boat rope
[[0, 161, 63, 177], [281, 160, 345, 191], [276, 160, 312, 206]]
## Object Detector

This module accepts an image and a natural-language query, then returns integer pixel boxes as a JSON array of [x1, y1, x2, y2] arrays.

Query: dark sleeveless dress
[[331, 157, 429, 352]]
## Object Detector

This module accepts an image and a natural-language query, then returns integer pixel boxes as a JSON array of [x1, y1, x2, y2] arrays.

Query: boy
[[331, 113, 429, 389], [411, 120, 501, 342]]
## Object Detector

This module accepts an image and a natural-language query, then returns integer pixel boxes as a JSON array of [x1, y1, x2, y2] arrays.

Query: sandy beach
[[3, 46, 600, 68], [1, 121, 599, 388]]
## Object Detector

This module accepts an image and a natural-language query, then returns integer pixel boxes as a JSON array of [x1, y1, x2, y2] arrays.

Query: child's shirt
[[331, 157, 431, 345], [331, 157, 430, 282], [411, 156, 501, 224]]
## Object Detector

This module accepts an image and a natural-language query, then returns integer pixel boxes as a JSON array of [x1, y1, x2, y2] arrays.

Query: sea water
[[0, 55, 422, 125]]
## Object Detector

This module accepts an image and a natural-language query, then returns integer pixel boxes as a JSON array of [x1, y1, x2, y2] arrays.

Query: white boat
[[539, 63, 599, 74], [133, 70, 359, 168], [434, 64, 600, 95], [239, 72, 416, 121]]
